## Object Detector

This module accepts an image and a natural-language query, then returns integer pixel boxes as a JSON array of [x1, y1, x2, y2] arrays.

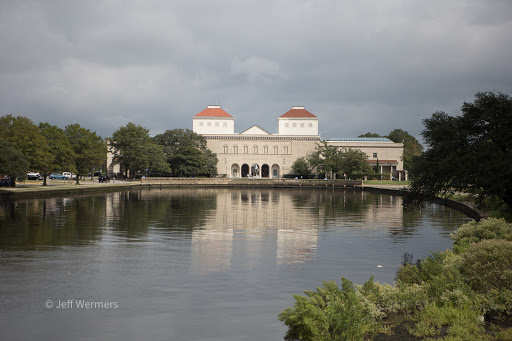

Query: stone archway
[[271, 164, 280, 178], [261, 164, 270, 178], [241, 164, 250, 177], [231, 164, 240, 178]]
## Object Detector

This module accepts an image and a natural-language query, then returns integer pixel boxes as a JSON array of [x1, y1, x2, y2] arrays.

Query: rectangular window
[[207, 122, 211, 126], [300, 123, 304, 127], [199, 122, 204, 126], [285, 123, 289, 127], [373, 153, 377, 158], [293, 123, 297, 127], [215, 122, 219, 126], [308, 123, 312, 128], [223, 122, 227, 127]]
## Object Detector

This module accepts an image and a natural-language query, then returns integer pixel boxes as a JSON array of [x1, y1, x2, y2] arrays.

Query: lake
[[0, 188, 470, 341]]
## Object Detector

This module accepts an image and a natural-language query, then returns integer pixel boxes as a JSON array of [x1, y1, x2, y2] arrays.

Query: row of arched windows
[[222, 145, 289, 154]]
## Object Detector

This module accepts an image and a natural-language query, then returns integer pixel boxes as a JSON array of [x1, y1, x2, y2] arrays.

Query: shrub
[[459, 239, 512, 317], [451, 218, 512, 248], [278, 277, 381, 341], [410, 302, 484, 339], [459, 239, 512, 293]]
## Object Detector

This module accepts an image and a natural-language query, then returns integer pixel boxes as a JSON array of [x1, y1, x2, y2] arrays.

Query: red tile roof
[[194, 106, 232, 118], [280, 107, 317, 118]]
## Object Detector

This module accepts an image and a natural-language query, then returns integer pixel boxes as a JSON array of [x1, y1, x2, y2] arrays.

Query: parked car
[[0, 178, 13, 187], [98, 175, 110, 183], [49, 173, 68, 180], [63, 172, 76, 179], [27, 172, 42, 180]]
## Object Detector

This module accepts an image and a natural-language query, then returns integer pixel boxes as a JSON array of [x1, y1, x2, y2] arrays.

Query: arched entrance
[[261, 164, 270, 178], [241, 164, 250, 177], [271, 164, 280, 178], [231, 164, 240, 178]]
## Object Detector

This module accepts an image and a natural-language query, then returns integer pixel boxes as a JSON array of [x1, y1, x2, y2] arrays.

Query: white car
[[27, 172, 42, 180], [62, 172, 76, 179]]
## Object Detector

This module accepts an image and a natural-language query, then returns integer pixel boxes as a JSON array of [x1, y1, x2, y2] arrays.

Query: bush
[[278, 277, 381, 341], [459, 239, 512, 293], [451, 218, 512, 248], [459, 239, 512, 317]]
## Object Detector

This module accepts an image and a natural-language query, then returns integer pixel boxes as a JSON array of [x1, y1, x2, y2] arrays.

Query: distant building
[[193, 105, 404, 179]]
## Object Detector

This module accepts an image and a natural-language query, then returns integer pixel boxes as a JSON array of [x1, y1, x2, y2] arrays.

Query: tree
[[153, 129, 218, 177], [291, 157, 312, 176], [339, 148, 373, 179], [39, 123, 76, 186], [387, 129, 423, 171], [307, 142, 372, 179], [404, 91, 512, 211], [111, 123, 169, 178], [358, 132, 382, 138], [65, 124, 107, 184], [0, 115, 51, 173], [307, 141, 341, 178], [0, 140, 30, 186]]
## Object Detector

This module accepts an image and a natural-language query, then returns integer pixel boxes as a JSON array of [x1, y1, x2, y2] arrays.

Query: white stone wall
[[193, 117, 235, 135], [278, 117, 319, 135], [205, 135, 320, 177]]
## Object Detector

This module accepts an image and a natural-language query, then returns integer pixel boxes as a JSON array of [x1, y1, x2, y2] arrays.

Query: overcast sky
[[1, 1, 511, 141]]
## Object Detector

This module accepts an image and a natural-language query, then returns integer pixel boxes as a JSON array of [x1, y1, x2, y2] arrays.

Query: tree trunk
[[43, 173, 47, 186], [76, 174, 80, 185]]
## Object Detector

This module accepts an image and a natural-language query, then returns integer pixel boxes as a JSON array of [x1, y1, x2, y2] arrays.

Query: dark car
[[98, 175, 110, 183], [0, 178, 13, 187]]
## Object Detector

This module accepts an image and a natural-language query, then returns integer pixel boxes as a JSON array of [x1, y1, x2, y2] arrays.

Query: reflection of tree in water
[[290, 189, 368, 224], [0, 195, 106, 250], [111, 189, 217, 238]]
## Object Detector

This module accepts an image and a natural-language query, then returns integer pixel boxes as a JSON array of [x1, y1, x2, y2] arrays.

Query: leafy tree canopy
[[153, 129, 218, 177], [0, 139, 30, 184], [387, 129, 424, 171], [307, 141, 372, 179], [291, 157, 312, 176], [404, 91, 512, 211], [39, 122, 77, 185], [358, 132, 382, 138], [111, 122, 169, 177], [65, 124, 107, 184], [0, 114, 51, 172]]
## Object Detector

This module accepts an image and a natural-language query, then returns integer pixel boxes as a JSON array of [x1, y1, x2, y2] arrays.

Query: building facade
[[193, 105, 405, 179]]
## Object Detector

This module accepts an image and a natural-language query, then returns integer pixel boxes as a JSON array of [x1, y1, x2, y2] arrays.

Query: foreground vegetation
[[279, 218, 512, 340]]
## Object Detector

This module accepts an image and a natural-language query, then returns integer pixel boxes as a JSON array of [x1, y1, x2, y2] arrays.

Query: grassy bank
[[279, 218, 512, 340]]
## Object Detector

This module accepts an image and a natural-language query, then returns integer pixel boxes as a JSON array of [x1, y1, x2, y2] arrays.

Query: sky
[[1, 0, 512, 141]]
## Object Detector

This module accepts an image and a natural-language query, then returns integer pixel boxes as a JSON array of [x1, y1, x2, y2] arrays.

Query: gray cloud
[[1, 0, 511, 141]]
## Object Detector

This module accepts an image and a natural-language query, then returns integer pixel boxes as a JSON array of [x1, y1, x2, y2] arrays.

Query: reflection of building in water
[[189, 189, 320, 272], [363, 192, 403, 228]]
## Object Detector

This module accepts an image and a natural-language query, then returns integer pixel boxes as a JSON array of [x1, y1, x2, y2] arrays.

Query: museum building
[[193, 105, 405, 179]]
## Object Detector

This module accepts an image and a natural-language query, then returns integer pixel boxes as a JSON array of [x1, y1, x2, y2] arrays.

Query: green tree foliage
[[278, 277, 380, 341], [65, 124, 107, 184], [0, 140, 30, 185], [291, 157, 312, 176], [111, 122, 169, 178], [39, 123, 77, 186], [386, 129, 423, 171], [404, 91, 512, 211], [308, 142, 372, 179], [0, 115, 51, 172], [153, 129, 218, 177], [358, 132, 382, 138]]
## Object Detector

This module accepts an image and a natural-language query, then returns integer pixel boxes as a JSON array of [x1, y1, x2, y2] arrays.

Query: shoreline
[[0, 178, 484, 220]]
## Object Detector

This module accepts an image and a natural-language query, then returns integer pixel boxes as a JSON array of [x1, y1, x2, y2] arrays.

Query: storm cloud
[[1, 0, 511, 140]]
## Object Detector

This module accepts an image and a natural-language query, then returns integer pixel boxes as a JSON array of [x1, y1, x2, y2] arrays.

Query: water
[[0, 188, 470, 341]]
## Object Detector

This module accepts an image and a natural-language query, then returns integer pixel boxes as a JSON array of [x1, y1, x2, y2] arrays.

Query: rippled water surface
[[0, 188, 470, 341]]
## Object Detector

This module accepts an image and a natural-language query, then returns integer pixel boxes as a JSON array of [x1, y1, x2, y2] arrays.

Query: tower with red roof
[[193, 105, 235, 135], [278, 106, 319, 136]]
